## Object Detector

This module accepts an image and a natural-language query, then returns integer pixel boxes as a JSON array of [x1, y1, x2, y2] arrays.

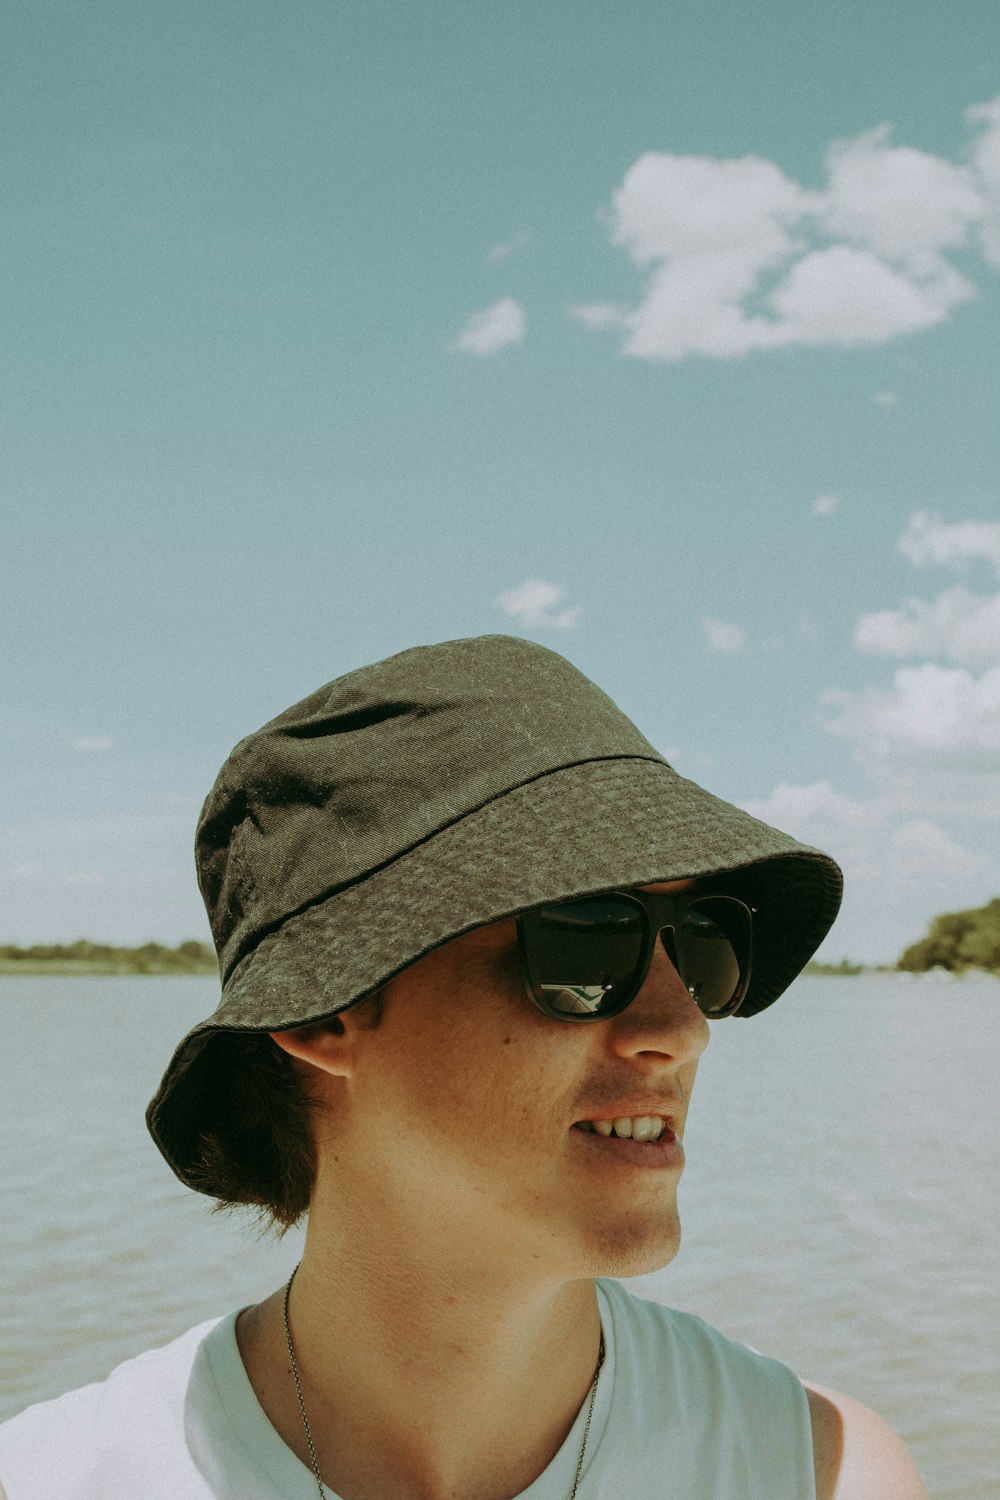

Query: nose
[[603, 937, 710, 1065]]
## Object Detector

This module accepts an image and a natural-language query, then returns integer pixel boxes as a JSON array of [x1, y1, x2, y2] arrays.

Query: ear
[[269, 1016, 357, 1079]]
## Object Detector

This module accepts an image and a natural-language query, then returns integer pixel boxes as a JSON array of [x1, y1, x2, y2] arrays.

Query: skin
[[233, 879, 926, 1500]]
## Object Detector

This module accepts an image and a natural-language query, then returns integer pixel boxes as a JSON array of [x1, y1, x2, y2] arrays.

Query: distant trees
[[0, 939, 217, 973], [897, 899, 1000, 975], [804, 958, 865, 975]]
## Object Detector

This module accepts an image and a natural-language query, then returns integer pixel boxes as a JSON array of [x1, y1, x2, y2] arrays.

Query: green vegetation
[[803, 958, 867, 977], [897, 898, 1000, 975], [0, 939, 217, 975]]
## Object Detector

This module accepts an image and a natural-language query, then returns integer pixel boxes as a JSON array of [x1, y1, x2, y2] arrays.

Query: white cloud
[[497, 578, 580, 630], [897, 510, 1000, 575], [569, 303, 626, 330], [454, 298, 527, 356], [743, 779, 872, 848], [967, 98, 1000, 266], [610, 151, 806, 267], [855, 587, 1000, 670], [854, 766, 1000, 823], [581, 101, 1000, 361], [812, 493, 841, 517], [889, 817, 985, 877], [702, 617, 746, 653], [71, 737, 113, 752], [826, 662, 1000, 772], [487, 230, 532, 262], [828, 509, 1000, 818], [741, 779, 991, 962], [618, 255, 773, 360], [793, 503, 1000, 957], [818, 125, 984, 271], [602, 151, 807, 361], [765, 244, 963, 346], [743, 779, 983, 879], [872, 390, 897, 406]]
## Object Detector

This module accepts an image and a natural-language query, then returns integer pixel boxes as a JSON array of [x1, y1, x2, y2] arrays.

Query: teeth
[[584, 1116, 667, 1141]]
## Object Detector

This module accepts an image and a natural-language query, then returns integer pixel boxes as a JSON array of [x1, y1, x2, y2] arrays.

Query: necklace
[[282, 1265, 605, 1500]]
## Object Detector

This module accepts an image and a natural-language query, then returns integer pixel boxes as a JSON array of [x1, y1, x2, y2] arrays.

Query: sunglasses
[[516, 888, 754, 1022]]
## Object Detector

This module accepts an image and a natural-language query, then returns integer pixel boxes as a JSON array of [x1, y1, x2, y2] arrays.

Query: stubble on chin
[[583, 1205, 683, 1281]]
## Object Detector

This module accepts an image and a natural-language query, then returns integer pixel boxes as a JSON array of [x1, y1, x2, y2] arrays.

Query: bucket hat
[[147, 634, 842, 1192]]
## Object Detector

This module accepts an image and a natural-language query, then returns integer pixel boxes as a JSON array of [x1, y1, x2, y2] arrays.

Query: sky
[[3, 0, 1000, 963]]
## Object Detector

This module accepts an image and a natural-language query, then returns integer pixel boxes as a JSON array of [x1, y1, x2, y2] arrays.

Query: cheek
[[428, 1025, 559, 1130], [403, 1027, 567, 1159], [373, 943, 584, 1140]]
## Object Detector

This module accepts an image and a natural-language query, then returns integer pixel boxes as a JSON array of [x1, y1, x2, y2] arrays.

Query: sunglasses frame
[[516, 886, 754, 1023]]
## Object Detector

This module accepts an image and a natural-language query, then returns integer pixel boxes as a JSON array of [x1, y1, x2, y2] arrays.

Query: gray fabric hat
[[147, 634, 842, 1191]]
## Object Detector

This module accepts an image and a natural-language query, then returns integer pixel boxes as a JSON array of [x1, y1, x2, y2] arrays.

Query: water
[[1, 974, 997, 1498]]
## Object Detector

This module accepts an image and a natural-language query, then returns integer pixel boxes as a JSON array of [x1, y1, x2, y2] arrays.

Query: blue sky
[[4, 0, 1000, 962]]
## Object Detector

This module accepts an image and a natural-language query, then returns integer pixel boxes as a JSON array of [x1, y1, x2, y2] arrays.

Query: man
[[0, 635, 927, 1498]]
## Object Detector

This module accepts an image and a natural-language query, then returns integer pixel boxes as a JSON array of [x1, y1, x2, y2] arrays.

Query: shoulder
[[1, 1314, 223, 1429], [599, 1278, 800, 1389], [804, 1382, 928, 1500], [0, 1316, 227, 1499], [598, 1281, 809, 1430], [598, 1284, 928, 1500], [595, 1283, 814, 1494]]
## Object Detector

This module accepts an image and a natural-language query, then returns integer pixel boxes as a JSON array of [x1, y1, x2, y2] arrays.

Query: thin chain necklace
[[282, 1264, 605, 1500]]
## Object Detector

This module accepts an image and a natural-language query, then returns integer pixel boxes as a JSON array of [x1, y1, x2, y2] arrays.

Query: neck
[[239, 1209, 603, 1500]]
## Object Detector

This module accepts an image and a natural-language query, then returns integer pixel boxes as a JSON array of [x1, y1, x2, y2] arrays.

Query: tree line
[[0, 939, 217, 974], [896, 897, 1000, 975], [807, 897, 1000, 976]]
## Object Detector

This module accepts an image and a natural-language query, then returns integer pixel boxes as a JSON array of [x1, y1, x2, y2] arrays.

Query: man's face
[[319, 882, 711, 1284]]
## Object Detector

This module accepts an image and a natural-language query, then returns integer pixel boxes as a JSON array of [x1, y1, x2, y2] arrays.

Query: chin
[[584, 1209, 683, 1280]]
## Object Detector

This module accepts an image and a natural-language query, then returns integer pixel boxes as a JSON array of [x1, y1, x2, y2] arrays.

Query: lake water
[[1, 973, 997, 1498]]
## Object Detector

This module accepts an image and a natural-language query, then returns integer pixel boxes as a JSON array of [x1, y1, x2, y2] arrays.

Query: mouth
[[570, 1114, 684, 1169], [573, 1115, 671, 1142]]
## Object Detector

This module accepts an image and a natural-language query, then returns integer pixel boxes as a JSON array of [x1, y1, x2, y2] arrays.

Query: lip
[[569, 1121, 685, 1170]]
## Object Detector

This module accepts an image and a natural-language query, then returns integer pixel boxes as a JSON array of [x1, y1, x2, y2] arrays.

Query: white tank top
[[0, 1279, 815, 1499]]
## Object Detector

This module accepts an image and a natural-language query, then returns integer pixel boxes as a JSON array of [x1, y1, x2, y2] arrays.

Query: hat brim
[[147, 756, 842, 1189]]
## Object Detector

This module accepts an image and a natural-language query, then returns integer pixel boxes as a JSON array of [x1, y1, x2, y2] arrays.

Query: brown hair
[[186, 991, 385, 1232]]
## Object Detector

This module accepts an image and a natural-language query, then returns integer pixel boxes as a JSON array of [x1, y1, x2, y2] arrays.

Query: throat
[[245, 1272, 605, 1500]]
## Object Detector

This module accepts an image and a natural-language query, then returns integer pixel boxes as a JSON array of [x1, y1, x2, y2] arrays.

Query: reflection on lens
[[534, 897, 645, 1016], [541, 984, 610, 1015]]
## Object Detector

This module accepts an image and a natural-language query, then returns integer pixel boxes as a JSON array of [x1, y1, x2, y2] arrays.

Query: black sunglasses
[[517, 888, 754, 1022]]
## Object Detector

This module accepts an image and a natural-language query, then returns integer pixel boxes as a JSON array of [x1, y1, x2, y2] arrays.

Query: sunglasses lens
[[672, 897, 750, 1015], [525, 892, 752, 1020], [530, 897, 645, 1016]]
